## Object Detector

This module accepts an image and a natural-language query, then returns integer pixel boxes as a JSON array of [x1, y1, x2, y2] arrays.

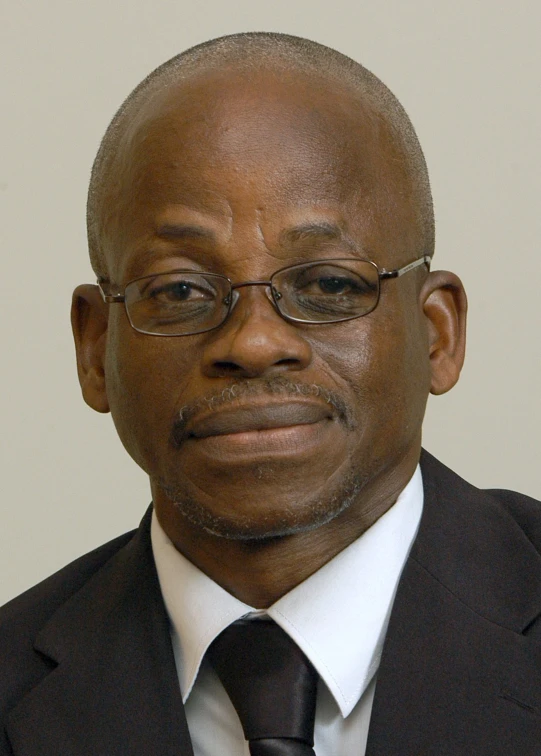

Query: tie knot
[[207, 619, 318, 750]]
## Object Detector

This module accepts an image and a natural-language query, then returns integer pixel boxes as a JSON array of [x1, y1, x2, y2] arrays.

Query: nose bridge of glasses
[[229, 279, 276, 311]]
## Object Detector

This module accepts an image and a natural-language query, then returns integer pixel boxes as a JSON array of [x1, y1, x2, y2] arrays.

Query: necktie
[[207, 619, 318, 755]]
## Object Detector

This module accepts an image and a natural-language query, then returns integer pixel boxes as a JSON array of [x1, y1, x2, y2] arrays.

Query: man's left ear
[[421, 271, 468, 396], [71, 284, 110, 413]]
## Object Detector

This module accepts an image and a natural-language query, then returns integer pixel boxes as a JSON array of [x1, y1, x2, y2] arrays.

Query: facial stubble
[[159, 465, 367, 541], [158, 376, 367, 541]]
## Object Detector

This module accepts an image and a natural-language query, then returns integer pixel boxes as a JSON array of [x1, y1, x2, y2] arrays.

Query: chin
[[160, 469, 365, 541]]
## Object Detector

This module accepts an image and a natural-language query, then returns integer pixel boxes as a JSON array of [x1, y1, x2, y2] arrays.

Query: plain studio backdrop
[[1, 0, 539, 605]]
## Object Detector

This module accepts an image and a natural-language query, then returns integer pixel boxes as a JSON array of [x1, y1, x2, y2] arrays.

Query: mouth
[[185, 401, 334, 439], [173, 400, 340, 459]]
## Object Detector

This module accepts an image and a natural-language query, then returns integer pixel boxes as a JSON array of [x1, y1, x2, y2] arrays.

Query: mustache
[[171, 376, 353, 447]]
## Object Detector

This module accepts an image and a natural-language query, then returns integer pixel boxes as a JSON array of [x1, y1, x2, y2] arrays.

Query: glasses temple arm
[[379, 255, 432, 280], [97, 281, 125, 304]]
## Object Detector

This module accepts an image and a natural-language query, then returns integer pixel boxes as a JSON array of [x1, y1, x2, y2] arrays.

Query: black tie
[[207, 619, 318, 755]]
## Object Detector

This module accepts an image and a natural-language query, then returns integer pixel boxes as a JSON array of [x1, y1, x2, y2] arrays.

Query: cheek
[[103, 316, 192, 470], [311, 303, 430, 443], [374, 305, 431, 440]]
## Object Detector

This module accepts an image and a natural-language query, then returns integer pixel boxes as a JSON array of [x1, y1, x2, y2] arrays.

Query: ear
[[71, 284, 110, 413], [421, 270, 468, 396]]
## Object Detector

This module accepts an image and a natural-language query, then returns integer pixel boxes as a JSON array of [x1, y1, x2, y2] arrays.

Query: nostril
[[214, 361, 244, 374], [276, 358, 300, 367]]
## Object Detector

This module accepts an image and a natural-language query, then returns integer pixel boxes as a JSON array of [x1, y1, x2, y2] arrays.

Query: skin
[[72, 67, 467, 608]]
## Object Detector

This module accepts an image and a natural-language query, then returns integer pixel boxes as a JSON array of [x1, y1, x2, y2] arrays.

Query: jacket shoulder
[[487, 487, 541, 553], [421, 449, 541, 551], [0, 529, 136, 629], [0, 529, 136, 719]]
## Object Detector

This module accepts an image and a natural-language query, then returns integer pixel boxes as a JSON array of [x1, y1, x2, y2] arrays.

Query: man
[[1, 31, 540, 755]]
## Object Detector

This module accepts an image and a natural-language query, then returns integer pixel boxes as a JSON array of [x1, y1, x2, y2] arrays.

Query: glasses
[[98, 255, 431, 337]]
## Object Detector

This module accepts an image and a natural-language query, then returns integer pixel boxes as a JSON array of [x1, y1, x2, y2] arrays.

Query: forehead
[[101, 66, 417, 274]]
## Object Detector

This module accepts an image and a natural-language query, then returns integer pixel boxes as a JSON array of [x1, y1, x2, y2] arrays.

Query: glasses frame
[[98, 254, 432, 337]]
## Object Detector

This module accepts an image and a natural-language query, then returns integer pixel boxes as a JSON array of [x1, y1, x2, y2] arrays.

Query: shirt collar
[[151, 466, 423, 717]]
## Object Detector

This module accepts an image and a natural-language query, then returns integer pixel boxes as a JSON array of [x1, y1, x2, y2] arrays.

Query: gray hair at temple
[[86, 32, 435, 280]]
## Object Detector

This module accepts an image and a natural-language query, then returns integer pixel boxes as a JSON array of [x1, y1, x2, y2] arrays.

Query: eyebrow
[[278, 222, 349, 246], [125, 219, 357, 283], [156, 223, 218, 242]]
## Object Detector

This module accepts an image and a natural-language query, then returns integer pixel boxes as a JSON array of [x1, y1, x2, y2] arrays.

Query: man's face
[[96, 69, 432, 539]]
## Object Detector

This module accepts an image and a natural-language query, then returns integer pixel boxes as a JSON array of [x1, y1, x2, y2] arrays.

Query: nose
[[201, 285, 313, 379]]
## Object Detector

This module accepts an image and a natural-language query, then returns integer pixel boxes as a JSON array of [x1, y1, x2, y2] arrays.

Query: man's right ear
[[71, 284, 110, 413]]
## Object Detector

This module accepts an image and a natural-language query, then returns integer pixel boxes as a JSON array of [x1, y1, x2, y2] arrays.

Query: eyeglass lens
[[123, 260, 380, 336], [271, 260, 379, 323]]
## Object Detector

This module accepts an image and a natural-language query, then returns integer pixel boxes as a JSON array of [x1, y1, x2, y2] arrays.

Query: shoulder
[[0, 529, 136, 707], [0, 529, 136, 630], [418, 450, 541, 625], [486, 486, 541, 552], [421, 448, 541, 539]]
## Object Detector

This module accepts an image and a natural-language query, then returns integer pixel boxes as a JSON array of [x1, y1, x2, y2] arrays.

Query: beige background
[[1, 0, 539, 605]]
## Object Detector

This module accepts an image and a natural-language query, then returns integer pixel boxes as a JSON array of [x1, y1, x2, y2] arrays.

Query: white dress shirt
[[151, 467, 423, 755]]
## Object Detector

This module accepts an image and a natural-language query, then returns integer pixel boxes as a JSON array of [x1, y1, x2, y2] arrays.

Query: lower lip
[[187, 419, 339, 460]]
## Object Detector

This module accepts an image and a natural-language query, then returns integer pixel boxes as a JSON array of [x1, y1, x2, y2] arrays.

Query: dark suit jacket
[[2, 450, 541, 755]]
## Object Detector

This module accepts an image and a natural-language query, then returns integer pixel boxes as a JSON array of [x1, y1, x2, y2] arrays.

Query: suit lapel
[[366, 451, 541, 755], [5, 509, 194, 756]]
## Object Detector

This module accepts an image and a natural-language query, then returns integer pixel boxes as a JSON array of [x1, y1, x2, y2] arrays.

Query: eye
[[143, 274, 217, 305], [313, 275, 361, 295], [293, 267, 376, 297], [149, 281, 199, 302], [271, 262, 380, 320]]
